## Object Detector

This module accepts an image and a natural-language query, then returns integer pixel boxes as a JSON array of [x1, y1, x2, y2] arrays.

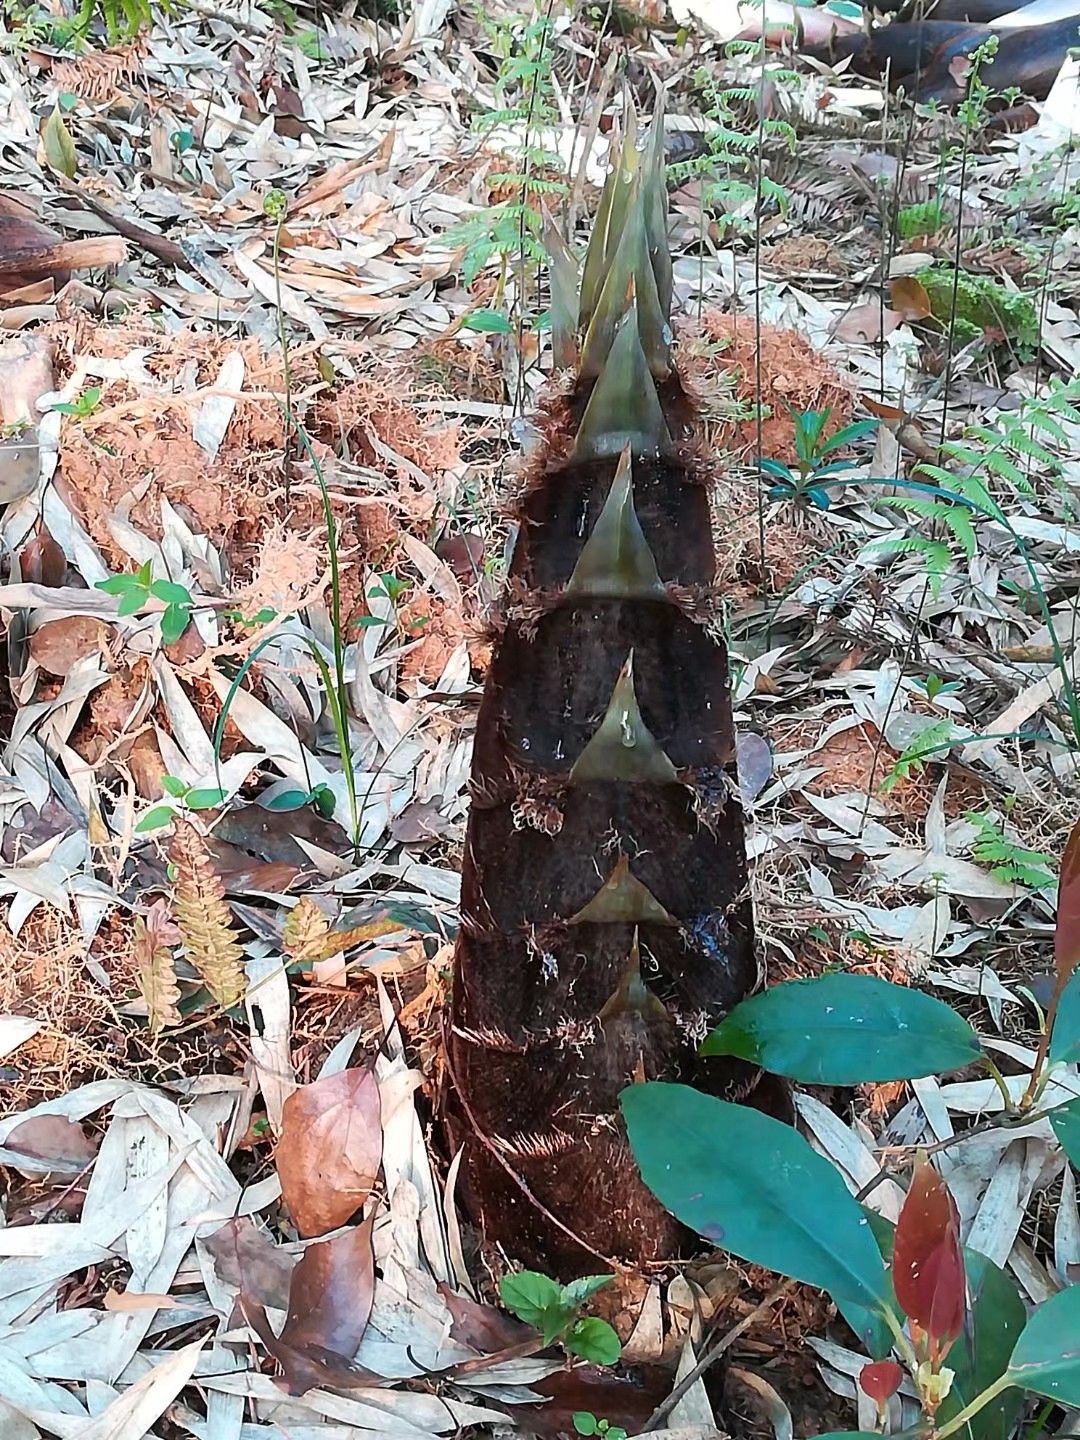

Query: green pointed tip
[[570, 649, 678, 784], [600, 928, 670, 1026], [572, 301, 672, 462], [565, 447, 665, 601], [579, 99, 640, 330], [544, 215, 579, 370], [568, 853, 677, 926], [578, 172, 670, 382], [642, 90, 673, 322]]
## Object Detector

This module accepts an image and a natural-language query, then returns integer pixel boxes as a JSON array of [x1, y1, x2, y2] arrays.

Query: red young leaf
[[239, 1216, 379, 1397], [1055, 814, 1080, 985], [859, 1359, 904, 1406], [893, 1156, 965, 1358], [277, 1067, 382, 1238]]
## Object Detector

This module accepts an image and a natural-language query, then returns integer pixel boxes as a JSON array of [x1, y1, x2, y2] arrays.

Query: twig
[[640, 1278, 797, 1432]]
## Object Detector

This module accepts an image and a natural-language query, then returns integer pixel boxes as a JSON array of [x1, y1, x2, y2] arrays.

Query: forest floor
[[0, 0, 1079, 1436]]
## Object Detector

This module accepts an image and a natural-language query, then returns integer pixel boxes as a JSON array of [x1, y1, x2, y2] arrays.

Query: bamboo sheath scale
[[440, 99, 781, 1277]]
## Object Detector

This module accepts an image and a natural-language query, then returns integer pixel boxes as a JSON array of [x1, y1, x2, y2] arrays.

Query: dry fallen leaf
[[833, 303, 903, 343], [104, 1289, 178, 1312], [240, 1215, 379, 1397], [277, 1066, 382, 1237], [204, 1216, 295, 1313], [890, 275, 932, 321], [133, 904, 182, 1035], [29, 615, 109, 676], [3, 1113, 98, 1173]]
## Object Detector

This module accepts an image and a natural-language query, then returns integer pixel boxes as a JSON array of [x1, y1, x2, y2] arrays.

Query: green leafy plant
[[499, 1271, 621, 1365], [137, 775, 227, 834], [574, 1414, 627, 1440], [75, 0, 155, 41], [759, 408, 877, 509], [968, 812, 1055, 891], [896, 198, 946, 242], [258, 778, 336, 819], [447, 5, 566, 316], [669, 58, 795, 241], [50, 385, 102, 420], [622, 813, 1080, 1437], [880, 718, 961, 791], [96, 562, 194, 645]]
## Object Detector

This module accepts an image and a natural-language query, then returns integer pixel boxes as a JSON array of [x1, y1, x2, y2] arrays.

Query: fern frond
[[170, 822, 246, 1011]]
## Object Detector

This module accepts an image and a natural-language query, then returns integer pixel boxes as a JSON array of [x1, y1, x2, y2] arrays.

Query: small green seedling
[[96, 562, 194, 645], [759, 408, 877, 509], [259, 780, 336, 819], [499, 1271, 621, 1365], [136, 774, 226, 833], [574, 1414, 627, 1440], [50, 385, 102, 420]]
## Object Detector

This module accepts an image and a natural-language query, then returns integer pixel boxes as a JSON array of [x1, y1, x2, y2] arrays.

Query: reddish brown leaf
[[833, 303, 903, 344], [19, 526, 65, 588], [4, 1115, 98, 1174], [860, 394, 907, 422], [277, 1067, 382, 1238], [859, 1359, 904, 1406], [436, 532, 485, 580], [204, 1216, 294, 1313], [893, 1155, 965, 1358], [890, 276, 932, 321], [437, 1281, 533, 1351], [240, 1216, 379, 1396], [1055, 814, 1080, 984], [29, 615, 109, 676]]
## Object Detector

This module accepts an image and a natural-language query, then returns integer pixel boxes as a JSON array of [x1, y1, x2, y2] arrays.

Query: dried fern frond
[[132, 901, 182, 1034], [283, 897, 330, 965], [170, 823, 245, 1012]]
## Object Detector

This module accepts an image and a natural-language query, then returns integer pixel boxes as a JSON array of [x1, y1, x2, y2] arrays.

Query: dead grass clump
[[0, 910, 139, 1110]]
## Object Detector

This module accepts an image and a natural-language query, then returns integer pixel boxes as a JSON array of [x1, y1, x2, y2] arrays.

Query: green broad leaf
[[263, 788, 310, 812], [312, 783, 336, 819], [621, 1083, 890, 1311], [560, 1275, 613, 1311], [159, 604, 190, 646], [1004, 1284, 1080, 1405], [816, 419, 879, 455], [43, 106, 77, 179], [136, 560, 154, 587], [573, 1416, 600, 1437], [462, 309, 514, 333], [1049, 971, 1080, 1065], [136, 805, 176, 833], [96, 575, 138, 596], [566, 1317, 621, 1366], [1051, 1096, 1080, 1167], [150, 579, 193, 605], [758, 457, 796, 482], [500, 1271, 566, 1343], [939, 1250, 1026, 1440], [160, 775, 190, 799], [866, 1211, 1027, 1440], [116, 589, 147, 618], [185, 787, 226, 811], [701, 974, 982, 1083]]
